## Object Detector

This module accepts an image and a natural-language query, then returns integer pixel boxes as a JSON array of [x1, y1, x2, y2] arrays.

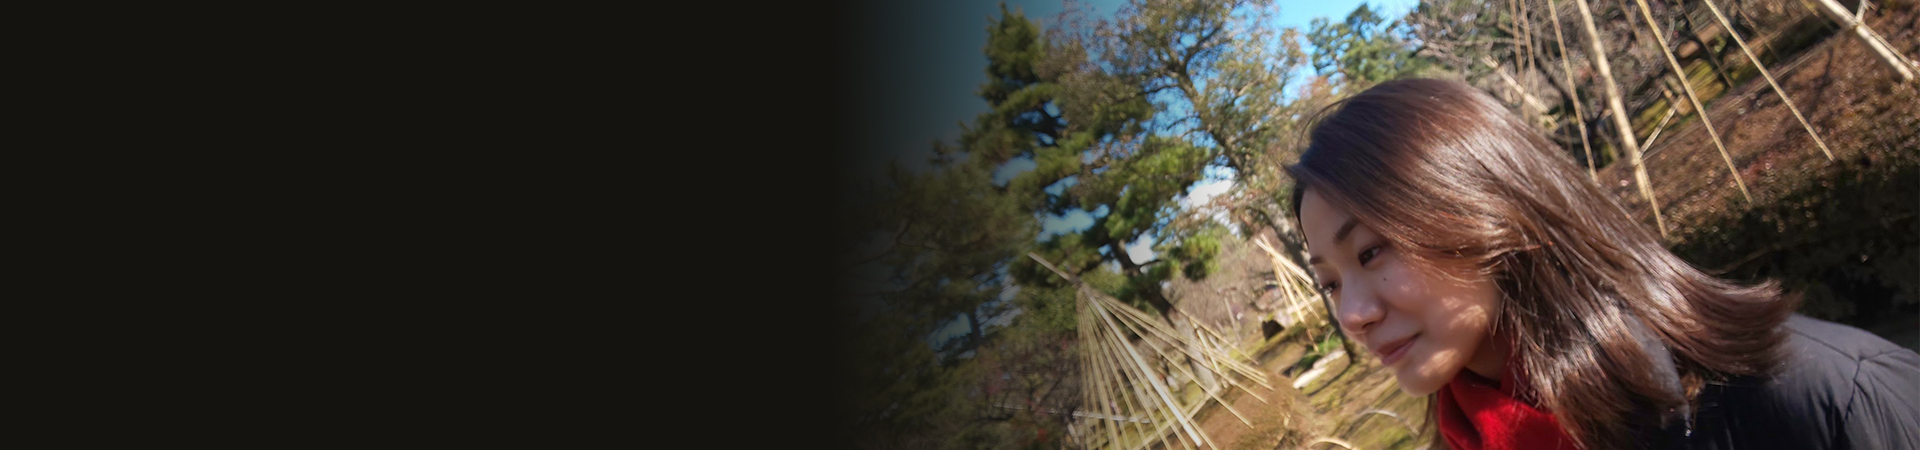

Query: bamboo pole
[[1483, 56, 1554, 123], [1699, 0, 1834, 160], [1092, 308, 1208, 448], [1120, 395, 1211, 450], [1103, 305, 1264, 424], [1547, 0, 1598, 180], [1100, 348, 1129, 449], [1057, 265, 1200, 447], [1679, 8, 1738, 92], [1092, 306, 1172, 450], [1093, 289, 1253, 450], [1086, 308, 1125, 450], [1080, 306, 1106, 450], [1517, 0, 1536, 80], [1253, 237, 1315, 291], [1255, 235, 1324, 336], [1105, 338, 1159, 450], [1305, 437, 1357, 449], [1078, 329, 1090, 436], [1190, 315, 1267, 384], [1098, 330, 1166, 450], [1632, 0, 1752, 204], [1114, 361, 1162, 450], [1105, 296, 1269, 393], [1572, 0, 1668, 238], [1094, 328, 1157, 450], [1179, 314, 1272, 390], [1076, 309, 1094, 448], [1524, 0, 1537, 77], [1082, 305, 1099, 425], [1080, 304, 1112, 449], [1100, 294, 1224, 368], [1641, 87, 1682, 151], [1048, 254, 1171, 450], [1641, 104, 1678, 150], [1510, 0, 1522, 70], [1810, 0, 1915, 81], [1038, 250, 1276, 449]]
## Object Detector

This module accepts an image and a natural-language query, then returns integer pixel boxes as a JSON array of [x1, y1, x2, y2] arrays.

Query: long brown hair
[[1283, 79, 1797, 449]]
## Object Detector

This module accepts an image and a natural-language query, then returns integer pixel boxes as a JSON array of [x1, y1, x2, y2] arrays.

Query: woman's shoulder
[[1765, 314, 1918, 411], [1708, 314, 1920, 449], [1779, 314, 1915, 364]]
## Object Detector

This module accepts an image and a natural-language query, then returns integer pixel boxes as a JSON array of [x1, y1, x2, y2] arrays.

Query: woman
[[1284, 78, 1918, 450]]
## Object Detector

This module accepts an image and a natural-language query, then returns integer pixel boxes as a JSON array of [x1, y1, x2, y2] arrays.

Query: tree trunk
[[1167, 308, 1220, 393], [967, 310, 984, 350], [1573, 0, 1669, 237], [1811, 0, 1915, 81]]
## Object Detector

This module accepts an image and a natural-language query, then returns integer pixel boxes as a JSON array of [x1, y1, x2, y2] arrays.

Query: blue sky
[[847, 0, 1418, 266]]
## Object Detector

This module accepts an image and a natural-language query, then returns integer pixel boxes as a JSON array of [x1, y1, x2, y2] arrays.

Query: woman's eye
[[1317, 281, 1340, 295], [1358, 245, 1385, 265]]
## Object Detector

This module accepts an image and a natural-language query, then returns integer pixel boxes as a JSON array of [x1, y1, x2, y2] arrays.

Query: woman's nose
[[1336, 280, 1384, 335]]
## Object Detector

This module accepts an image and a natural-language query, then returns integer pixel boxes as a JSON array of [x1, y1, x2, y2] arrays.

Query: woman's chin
[[1392, 363, 1446, 396], [1395, 377, 1443, 396]]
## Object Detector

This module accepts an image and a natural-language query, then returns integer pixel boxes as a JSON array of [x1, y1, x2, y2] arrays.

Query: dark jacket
[[1664, 314, 1920, 449]]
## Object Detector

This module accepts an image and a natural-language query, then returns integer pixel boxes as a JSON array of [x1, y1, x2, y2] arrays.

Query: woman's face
[[1298, 189, 1505, 395]]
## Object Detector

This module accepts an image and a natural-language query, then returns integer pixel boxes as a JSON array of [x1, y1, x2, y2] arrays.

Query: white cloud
[[1180, 178, 1233, 210], [992, 156, 1037, 186], [1179, 175, 1239, 231], [1039, 209, 1096, 240], [1124, 234, 1156, 264]]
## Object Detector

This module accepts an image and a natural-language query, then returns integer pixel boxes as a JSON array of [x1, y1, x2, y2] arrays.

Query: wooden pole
[[1641, 104, 1678, 150], [1095, 327, 1173, 450], [1035, 251, 1218, 449], [1254, 236, 1317, 331], [1095, 303, 1193, 449], [1547, 0, 1598, 180], [1572, 0, 1669, 237], [1679, 7, 1738, 91], [1699, 0, 1833, 160], [1091, 330, 1124, 450], [1100, 294, 1268, 390], [1252, 236, 1298, 325], [1484, 55, 1553, 123], [1093, 304, 1207, 448], [1810, 0, 1915, 81], [1103, 330, 1160, 450], [1633, 0, 1752, 204], [1105, 301, 1266, 417], [1519, 0, 1536, 79]]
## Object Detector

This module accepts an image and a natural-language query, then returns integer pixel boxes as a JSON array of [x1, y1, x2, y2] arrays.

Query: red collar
[[1434, 367, 1579, 450]]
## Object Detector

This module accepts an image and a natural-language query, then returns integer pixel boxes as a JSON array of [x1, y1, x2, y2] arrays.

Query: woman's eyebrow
[[1332, 217, 1360, 244], [1307, 217, 1362, 265]]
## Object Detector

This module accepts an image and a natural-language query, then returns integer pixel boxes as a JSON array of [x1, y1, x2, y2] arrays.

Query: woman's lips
[[1375, 334, 1418, 366]]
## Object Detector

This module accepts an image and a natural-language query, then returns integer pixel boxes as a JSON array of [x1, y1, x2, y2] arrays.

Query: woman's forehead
[[1299, 191, 1354, 237]]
